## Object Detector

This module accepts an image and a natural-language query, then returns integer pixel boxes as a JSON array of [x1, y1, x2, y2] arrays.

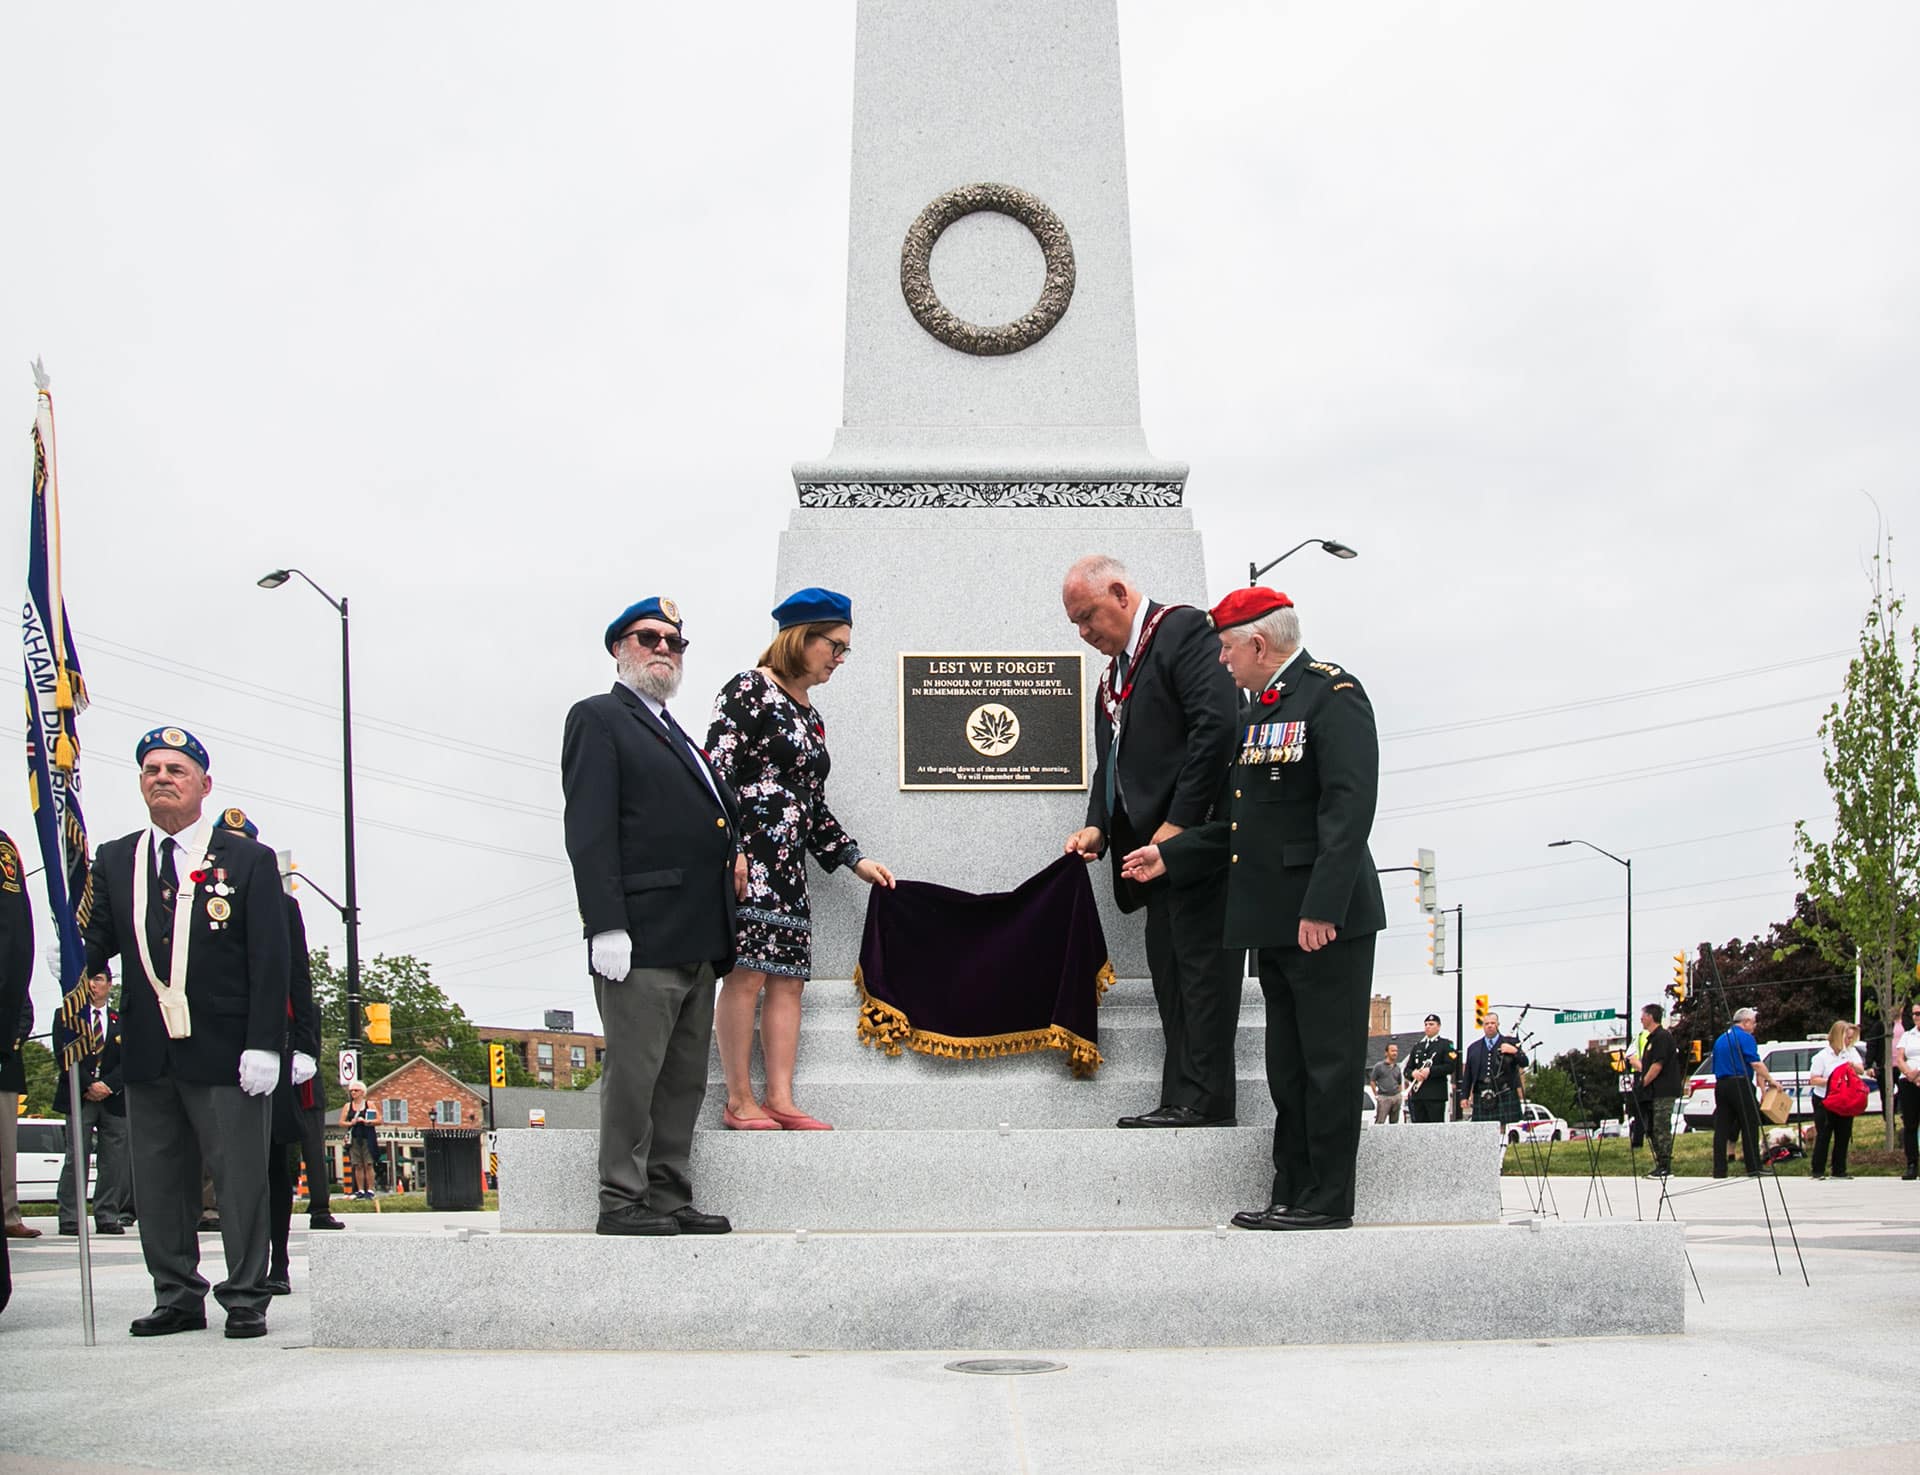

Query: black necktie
[[150, 837, 179, 971], [1104, 651, 1130, 819], [158, 837, 178, 901]]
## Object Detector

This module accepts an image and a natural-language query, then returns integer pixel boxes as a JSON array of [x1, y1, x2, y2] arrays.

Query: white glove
[[44, 938, 68, 988], [291, 1051, 317, 1085], [590, 929, 633, 983], [238, 1049, 281, 1096]]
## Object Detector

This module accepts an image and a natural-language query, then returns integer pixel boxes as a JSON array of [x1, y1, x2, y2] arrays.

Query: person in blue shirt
[[1710, 1007, 1781, 1178]]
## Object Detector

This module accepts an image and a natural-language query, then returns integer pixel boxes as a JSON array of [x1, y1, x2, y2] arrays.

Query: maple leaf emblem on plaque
[[965, 703, 1021, 757]]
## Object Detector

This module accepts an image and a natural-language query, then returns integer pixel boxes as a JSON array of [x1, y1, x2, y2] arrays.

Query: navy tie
[[1104, 650, 1130, 822]]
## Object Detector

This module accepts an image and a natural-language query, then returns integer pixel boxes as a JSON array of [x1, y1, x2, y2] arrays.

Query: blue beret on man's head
[[603, 595, 683, 653], [135, 726, 210, 772], [214, 806, 259, 841], [771, 587, 853, 630]]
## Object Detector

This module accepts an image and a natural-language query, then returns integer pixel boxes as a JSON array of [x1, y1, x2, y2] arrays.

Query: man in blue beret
[[563, 598, 745, 1235], [82, 728, 291, 1336]]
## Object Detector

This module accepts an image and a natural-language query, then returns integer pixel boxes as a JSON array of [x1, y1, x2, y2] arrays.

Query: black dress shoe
[[197, 1217, 221, 1233], [1118, 1106, 1237, 1129], [224, 1314, 269, 1339], [308, 1215, 347, 1230], [130, 1306, 207, 1337], [264, 1272, 292, 1296], [595, 1205, 680, 1237], [58, 1224, 79, 1236], [1266, 1209, 1353, 1231], [94, 1221, 125, 1235], [668, 1206, 731, 1235], [1230, 1204, 1289, 1229]]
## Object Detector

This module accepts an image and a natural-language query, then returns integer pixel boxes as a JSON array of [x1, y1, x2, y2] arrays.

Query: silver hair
[[616, 646, 683, 704], [1064, 553, 1133, 590], [1232, 607, 1301, 654], [1733, 1006, 1757, 1023]]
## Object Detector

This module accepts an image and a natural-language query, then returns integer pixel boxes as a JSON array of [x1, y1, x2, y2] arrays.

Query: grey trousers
[[0, 1096, 21, 1227], [125, 1076, 273, 1317], [593, 961, 715, 1216], [57, 1101, 133, 1228]]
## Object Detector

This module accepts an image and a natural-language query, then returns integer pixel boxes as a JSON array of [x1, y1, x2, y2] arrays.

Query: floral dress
[[706, 670, 862, 979]]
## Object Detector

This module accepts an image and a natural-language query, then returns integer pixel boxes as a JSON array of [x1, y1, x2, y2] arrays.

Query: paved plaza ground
[[2, 1176, 1916, 1475]]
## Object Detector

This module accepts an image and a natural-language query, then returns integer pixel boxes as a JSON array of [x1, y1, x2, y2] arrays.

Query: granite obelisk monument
[[781, 0, 1207, 978]]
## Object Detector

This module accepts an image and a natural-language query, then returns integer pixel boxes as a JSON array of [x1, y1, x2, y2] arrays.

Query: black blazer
[[1461, 1034, 1528, 1099], [0, 832, 31, 1095], [1085, 603, 1239, 913], [53, 1007, 125, 1117], [83, 823, 292, 1086], [273, 896, 321, 1144], [1162, 652, 1388, 947], [561, 682, 742, 973]]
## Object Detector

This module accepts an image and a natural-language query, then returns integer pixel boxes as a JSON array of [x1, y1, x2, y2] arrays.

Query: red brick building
[[476, 1024, 606, 1087], [326, 1056, 489, 1192]]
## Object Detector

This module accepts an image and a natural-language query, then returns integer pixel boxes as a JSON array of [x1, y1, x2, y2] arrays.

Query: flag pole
[[64, 1059, 97, 1346]]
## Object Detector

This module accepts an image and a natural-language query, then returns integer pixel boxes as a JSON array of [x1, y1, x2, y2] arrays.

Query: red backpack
[[1824, 1060, 1869, 1117]]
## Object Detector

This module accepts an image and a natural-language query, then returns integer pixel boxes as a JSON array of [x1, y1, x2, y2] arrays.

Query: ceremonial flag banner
[[23, 364, 95, 1058], [854, 855, 1115, 1078]]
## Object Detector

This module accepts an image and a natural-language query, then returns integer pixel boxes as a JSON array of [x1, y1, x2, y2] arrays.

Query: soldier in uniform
[[1123, 587, 1385, 1230], [1405, 1013, 1458, 1124], [83, 728, 290, 1339], [0, 829, 34, 1252]]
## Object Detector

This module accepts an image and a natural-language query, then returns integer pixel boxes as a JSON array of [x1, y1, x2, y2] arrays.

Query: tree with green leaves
[[1670, 896, 1861, 1058], [19, 1038, 56, 1116], [1793, 536, 1920, 1147], [307, 948, 535, 1109]]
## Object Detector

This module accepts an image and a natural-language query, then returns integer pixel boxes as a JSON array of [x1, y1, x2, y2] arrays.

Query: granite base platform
[[496, 1123, 1505, 1232], [309, 1218, 1685, 1351]]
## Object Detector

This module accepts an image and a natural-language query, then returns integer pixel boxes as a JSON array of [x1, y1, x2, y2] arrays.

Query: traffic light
[[364, 1002, 392, 1046], [1690, 1040, 1703, 1064], [1473, 993, 1489, 1029], [1417, 849, 1437, 914], [1609, 1047, 1626, 1073], [1427, 911, 1449, 975], [1668, 952, 1687, 1004], [489, 1042, 508, 1089]]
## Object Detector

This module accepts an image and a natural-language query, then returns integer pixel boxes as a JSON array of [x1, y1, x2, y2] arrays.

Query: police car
[[1681, 1036, 1882, 1132], [1503, 1103, 1568, 1146]]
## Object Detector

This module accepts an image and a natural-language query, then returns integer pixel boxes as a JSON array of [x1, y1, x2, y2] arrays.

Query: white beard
[[617, 650, 682, 704]]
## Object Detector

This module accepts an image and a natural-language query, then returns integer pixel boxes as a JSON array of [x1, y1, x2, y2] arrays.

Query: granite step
[[694, 1075, 1283, 1128], [309, 1217, 1684, 1351], [497, 1121, 1504, 1232]]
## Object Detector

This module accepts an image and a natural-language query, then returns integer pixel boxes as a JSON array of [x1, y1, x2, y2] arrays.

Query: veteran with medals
[[82, 728, 290, 1337], [1062, 555, 1241, 1128], [1123, 589, 1385, 1229]]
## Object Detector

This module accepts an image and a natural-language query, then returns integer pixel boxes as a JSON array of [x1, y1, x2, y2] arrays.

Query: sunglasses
[[624, 629, 690, 655]]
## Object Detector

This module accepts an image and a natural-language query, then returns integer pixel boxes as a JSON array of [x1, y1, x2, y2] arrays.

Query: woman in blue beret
[[705, 588, 894, 1130]]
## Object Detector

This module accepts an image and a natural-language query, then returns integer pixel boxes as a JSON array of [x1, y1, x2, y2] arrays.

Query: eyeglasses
[[814, 636, 852, 659], [623, 629, 690, 655]]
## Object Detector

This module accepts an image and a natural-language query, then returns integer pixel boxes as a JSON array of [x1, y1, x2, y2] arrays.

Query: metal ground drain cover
[[944, 1358, 1067, 1376]]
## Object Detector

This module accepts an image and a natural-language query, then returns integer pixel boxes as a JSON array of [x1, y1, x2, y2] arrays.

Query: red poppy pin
[[190, 870, 209, 884], [1259, 689, 1280, 707]]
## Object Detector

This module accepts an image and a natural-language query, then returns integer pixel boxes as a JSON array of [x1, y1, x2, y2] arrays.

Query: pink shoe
[[762, 1105, 833, 1131], [723, 1106, 782, 1131]]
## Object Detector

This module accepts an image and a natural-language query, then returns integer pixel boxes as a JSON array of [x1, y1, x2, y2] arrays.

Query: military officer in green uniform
[[1123, 586, 1385, 1230], [1405, 1013, 1458, 1124]]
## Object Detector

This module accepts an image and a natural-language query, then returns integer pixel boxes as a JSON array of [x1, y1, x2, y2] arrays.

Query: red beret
[[1208, 586, 1294, 631]]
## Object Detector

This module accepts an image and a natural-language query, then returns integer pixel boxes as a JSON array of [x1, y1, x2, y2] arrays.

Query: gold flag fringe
[[852, 964, 1112, 1080]]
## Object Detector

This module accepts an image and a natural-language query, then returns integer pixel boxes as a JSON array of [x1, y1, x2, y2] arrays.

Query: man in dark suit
[[54, 966, 133, 1234], [563, 596, 744, 1237], [83, 727, 290, 1339], [1063, 554, 1241, 1128], [0, 829, 34, 1246], [1459, 1013, 1528, 1127], [1125, 587, 1386, 1230], [1404, 1013, 1458, 1124]]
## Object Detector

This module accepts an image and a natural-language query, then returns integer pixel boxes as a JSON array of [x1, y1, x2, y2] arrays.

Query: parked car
[[1681, 1037, 1882, 1133], [1504, 1103, 1567, 1146], [14, 1117, 96, 1203]]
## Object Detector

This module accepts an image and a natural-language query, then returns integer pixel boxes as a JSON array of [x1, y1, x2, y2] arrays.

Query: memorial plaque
[[899, 653, 1086, 790]]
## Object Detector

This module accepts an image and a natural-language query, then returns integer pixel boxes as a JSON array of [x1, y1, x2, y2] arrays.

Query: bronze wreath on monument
[[899, 183, 1076, 355]]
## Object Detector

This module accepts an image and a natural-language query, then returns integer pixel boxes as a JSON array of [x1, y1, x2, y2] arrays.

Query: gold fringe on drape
[[853, 965, 1110, 1079]]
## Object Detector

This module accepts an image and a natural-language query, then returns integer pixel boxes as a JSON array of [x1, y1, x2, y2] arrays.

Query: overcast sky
[[4, 2, 1915, 1064]]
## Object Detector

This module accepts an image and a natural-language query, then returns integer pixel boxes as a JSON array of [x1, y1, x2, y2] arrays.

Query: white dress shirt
[[622, 680, 725, 808]]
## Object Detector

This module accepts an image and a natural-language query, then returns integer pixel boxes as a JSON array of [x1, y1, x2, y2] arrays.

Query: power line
[[374, 876, 575, 938], [217, 782, 567, 867], [1381, 868, 1789, 934], [1380, 692, 1834, 777], [1379, 649, 1847, 741], [1441, 821, 1800, 886]]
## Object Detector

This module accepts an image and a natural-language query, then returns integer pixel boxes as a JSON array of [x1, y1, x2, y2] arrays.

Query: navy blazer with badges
[[0, 830, 32, 1095], [1084, 602, 1239, 914], [53, 1007, 125, 1117], [1460, 1034, 1527, 1097], [1160, 651, 1387, 948], [83, 823, 291, 1086], [562, 682, 743, 973]]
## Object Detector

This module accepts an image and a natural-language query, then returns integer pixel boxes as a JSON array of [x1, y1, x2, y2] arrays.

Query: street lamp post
[[1248, 538, 1358, 586], [1549, 838, 1632, 1039], [258, 568, 361, 1049]]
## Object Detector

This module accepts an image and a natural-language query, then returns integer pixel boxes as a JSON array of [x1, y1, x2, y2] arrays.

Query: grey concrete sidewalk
[[3, 1180, 1917, 1475]]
